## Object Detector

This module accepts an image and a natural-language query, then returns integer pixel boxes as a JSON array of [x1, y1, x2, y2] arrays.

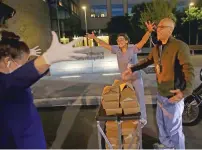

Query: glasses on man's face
[[155, 25, 173, 30]]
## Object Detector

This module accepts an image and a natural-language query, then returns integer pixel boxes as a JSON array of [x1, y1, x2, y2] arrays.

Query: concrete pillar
[[123, 0, 128, 15], [107, 0, 112, 18]]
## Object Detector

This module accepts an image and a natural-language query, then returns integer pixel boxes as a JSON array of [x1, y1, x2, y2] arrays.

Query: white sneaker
[[140, 118, 147, 128], [153, 143, 174, 150]]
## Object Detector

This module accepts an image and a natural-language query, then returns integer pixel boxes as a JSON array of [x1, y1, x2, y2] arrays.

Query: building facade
[[79, 0, 198, 31], [48, 0, 81, 39]]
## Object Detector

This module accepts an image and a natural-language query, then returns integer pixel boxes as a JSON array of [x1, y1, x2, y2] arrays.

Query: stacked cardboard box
[[122, 120, 139, 149], [102, 85, 121, 115], [120, 82, 140, 115], [105, 121, 120, 149], [112, 79, 125, 87], [101, 80, 140, 115], [105, 120, 139, 149], [102, 80, 141, 149]]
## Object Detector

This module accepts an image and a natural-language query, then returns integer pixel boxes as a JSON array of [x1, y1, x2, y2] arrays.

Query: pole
[[83, 8, 88, 46], [188, 5, 190, 45], [56, 0, 61, 39], [84, 9, 88, 34]]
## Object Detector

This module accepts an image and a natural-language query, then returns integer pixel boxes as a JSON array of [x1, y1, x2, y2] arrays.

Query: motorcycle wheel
[[182, 96, 200, 126]]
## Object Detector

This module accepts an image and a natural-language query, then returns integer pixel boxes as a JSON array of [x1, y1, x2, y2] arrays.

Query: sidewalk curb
[[34, 95, 157, 107]]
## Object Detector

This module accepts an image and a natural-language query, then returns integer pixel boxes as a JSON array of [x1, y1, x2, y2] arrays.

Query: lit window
[[70, 2, 79, 15], [101, 13, 105, 17], [90, 5, 107, 18], [58, 1, 62, 6], [111, 4, 124, 16], [73, 5, 76, 13], [91, 14, 95, 17], [71, 3, 74, 11]]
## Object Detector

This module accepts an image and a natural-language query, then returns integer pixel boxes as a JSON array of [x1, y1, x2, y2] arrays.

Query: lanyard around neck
[[158, 45, 163, 64]]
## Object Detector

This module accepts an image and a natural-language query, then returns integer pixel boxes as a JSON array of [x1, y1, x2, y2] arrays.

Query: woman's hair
[[117, 33, 130, 43], [0, 30, 30, 60]]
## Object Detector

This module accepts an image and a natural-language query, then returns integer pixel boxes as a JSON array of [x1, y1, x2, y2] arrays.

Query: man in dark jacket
[[122, 18, 195, 149]]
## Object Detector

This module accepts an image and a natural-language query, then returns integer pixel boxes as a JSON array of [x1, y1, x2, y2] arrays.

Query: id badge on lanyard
[[156, 45, 163, 75]]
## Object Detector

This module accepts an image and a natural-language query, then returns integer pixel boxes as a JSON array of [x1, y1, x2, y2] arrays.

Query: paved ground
[[38, 105, 202, 149], [35, 55, 202, 149], [33, 55, 202, 101], [33, 66, 201, 106]]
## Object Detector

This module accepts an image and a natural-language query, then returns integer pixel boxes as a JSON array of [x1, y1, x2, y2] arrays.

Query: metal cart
[[95, 106, 142, 149]]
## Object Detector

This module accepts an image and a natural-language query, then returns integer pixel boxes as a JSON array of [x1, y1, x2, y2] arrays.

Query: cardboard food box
[[123, 134, 139, 144], [107, 137, 119, 145], [106, 130, 119, 137], [105, 108, 122, 116], [106, 121, 119, 131], [102, 86, 119, 102], [102, 100, 119, 109], [102, 100, 120, 109], [122, 120, 138, 135], [119, 82, 140, 115], [120, 83, 138, 103], [123, 107, 140, 115], [123, 144, 138, 149], [120, 98, 139, 108], [122, 120, 138, 128], [112, 79, 125, 87], [119, 82, 134, 92], [106, 144, 120, 149], [122, 128, 137, 135]]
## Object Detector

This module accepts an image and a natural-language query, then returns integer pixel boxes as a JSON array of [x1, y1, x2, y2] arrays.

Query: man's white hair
[[160, 18, 175, 29]]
